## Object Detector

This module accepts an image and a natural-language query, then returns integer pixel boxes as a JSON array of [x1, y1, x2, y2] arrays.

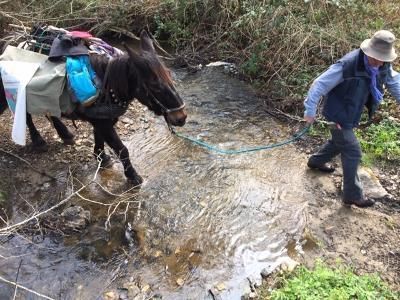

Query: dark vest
[[322, 49, 390, 129]]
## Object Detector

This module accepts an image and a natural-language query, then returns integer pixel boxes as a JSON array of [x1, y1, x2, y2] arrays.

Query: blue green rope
[[173, 125, 310, 155]]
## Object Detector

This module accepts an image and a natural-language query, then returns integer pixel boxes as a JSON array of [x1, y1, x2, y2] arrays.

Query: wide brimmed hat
[[361, 30, 397, 62]]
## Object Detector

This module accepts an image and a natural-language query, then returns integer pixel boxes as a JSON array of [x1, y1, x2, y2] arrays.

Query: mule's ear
[[140, 30, 156, 54], [122, 42, 141, 60]]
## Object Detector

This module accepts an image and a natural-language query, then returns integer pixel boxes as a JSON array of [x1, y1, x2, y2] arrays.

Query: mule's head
[[125, 31, 187, 127]]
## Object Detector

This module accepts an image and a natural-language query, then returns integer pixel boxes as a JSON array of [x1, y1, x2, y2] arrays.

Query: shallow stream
[[0, 66, 311, 299]]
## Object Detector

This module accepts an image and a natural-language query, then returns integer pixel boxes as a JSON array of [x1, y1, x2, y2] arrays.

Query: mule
[[0, 31, 187, 186]]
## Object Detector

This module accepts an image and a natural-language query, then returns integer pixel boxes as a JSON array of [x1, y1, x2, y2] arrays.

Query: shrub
[[357, 118, 400, 162], [268, 262, 399, 300]]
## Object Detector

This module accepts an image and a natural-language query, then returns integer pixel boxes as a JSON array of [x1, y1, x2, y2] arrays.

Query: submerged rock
[[61, 206, 90, 231], [122, 282, 140, 298]]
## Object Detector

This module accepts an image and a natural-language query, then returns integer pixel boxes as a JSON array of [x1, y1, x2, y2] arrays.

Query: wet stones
[[102, 280, 154, 300], [61, 205, 90, 231], [121, 117, 134, 125], [121, 282, 141, 299]]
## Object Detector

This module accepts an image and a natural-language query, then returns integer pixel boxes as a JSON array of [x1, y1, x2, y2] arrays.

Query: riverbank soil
[[291, 134, 400, 291]]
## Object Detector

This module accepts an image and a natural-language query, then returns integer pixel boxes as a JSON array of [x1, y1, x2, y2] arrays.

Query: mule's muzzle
[[166, 109, 187, 127]]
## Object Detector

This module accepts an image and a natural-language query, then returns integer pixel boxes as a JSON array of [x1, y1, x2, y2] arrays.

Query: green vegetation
[[308, 122, 331, 138], [356, 118, 400, 163], [263, 262, 399, 300], [306, 111, 400, 164]]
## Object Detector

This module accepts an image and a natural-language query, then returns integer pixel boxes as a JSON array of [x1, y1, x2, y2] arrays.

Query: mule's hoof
[[30, 142, 48, 153], [62, 138, 75, 146], [99, 155, 113, 169], [127, 175, 143, 188]]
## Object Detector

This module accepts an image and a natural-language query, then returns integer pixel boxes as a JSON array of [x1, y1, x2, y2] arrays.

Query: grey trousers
[[308, 128, 363, 201]]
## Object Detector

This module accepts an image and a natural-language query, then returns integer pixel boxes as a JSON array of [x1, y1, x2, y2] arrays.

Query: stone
[[261, 268, 271, 278], [103, 291, 117, 300], [249, 292, 257, 299], [141, 284, 150, 293], [358, 167, 388, 198], [118, 289, 128, 300], [154, 250, 162, 258], [215, 282, 226, 291], [61, 206, 90, 230], [121, 117, 133, 124], [176, 278, 184, 286], [280, 257, 299, 272], [122, 282, 140, 298]]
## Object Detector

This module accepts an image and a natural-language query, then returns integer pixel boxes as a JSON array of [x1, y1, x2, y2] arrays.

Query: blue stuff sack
[[66, 55, 98, 106]]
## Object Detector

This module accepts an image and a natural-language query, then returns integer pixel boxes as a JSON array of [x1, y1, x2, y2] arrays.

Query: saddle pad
[[0, 46, 75, 116]]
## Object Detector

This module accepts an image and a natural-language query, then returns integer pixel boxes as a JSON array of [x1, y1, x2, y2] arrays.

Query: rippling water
[[0, 66, 311, 299]]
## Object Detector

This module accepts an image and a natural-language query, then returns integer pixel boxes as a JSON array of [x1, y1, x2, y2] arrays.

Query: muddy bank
[[295, 137, 400, 291]]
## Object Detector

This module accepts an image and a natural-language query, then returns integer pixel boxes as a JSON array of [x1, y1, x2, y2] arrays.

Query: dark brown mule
[[0, 31, 187, 186]]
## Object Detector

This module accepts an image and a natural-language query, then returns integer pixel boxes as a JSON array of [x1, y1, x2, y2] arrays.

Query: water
[[0, 66, 311, 299]]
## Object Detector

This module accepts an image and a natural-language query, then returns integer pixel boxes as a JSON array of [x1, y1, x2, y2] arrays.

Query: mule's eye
[[149, 71, 160, 82]]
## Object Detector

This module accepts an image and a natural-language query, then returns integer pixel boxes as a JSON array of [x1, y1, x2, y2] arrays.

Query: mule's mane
[[89, 51, 174, 103], [90, 54, 133, 101], [150, 57, 174, 86]]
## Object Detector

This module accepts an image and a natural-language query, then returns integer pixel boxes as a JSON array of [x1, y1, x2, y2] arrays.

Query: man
[[304, 30, 400, 208]]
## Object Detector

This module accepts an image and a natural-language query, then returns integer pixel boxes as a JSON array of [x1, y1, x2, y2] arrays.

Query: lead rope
[[172, 124, 310, 155]]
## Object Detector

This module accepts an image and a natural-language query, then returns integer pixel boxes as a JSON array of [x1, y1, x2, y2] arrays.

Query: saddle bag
[[66, 55, 99, 107]]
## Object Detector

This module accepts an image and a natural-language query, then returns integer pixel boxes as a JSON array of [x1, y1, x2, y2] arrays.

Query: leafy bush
[[268, 262, 399, 300], [2, 0, 400, 111], [356, 119, 400, 162]]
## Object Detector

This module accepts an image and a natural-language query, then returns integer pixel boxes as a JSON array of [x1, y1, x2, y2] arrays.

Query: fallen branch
[[0, 161, 103, 233], [0, 184, 87, 234], [12, 260, 22, 300]]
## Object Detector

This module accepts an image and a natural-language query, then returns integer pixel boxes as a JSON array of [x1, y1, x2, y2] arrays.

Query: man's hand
[[304, 116, 315, 124]]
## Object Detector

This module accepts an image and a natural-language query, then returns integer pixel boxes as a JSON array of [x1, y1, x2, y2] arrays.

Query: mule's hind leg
[[93, 120, 143, 185], [0, 79, 8, 115], [93, 125, 113, 168], [48, 116, 75, 145], [0, 100, 7, 115], [26, 113, 48, 152]]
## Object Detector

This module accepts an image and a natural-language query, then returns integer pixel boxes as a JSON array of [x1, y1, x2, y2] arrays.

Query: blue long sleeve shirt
[[304, 62, 400, 117]]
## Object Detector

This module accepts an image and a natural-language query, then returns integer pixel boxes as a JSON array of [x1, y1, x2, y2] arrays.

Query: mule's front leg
[[94, 121, 143, 185], [26, 113, 48, 152]]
